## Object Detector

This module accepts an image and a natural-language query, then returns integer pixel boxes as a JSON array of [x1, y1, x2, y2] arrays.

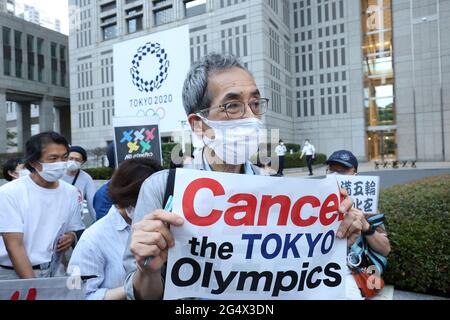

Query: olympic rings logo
[[137, 108, 166, 120], [130, 42, 170, 93]]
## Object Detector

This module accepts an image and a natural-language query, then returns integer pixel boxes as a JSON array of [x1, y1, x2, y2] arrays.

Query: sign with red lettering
[[164, 169, 347, 300], [0, 277, 86, 300]]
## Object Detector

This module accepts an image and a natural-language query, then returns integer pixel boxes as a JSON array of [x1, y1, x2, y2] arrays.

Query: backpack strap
[[71, 170, 81, 186], [163, 168, 176, 208]]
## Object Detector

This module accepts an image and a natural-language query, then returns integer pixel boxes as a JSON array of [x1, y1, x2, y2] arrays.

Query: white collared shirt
[[69, 206, 130, 300], [302, 143, 316, 156], [275, 144, 287, 156]]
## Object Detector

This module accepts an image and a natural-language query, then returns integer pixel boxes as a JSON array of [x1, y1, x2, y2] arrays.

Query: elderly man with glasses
[[122, 53, 363, 300]]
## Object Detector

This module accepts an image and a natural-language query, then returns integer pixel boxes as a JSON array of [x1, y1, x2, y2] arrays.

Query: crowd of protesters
[[0, 53, 390, 300]]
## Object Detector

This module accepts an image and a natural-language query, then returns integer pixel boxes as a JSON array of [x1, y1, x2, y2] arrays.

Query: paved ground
[[284, 161, 450, 189]]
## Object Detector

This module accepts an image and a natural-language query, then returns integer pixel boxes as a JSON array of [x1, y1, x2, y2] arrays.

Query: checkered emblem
[[130, 42, 170, 93]]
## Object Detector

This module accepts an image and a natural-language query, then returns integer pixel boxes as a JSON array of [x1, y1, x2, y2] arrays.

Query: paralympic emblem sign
[[114, 25, 190, 133], [112, 116, 162, 167]]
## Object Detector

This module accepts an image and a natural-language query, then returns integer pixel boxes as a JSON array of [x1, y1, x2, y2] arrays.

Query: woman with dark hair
[[69, 158, 162, 300], [1, 157, 28, 182]]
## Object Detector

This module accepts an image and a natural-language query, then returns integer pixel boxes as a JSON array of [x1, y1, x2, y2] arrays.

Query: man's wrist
[[362, 220, 371, 232], [362, 224, 376, 236]]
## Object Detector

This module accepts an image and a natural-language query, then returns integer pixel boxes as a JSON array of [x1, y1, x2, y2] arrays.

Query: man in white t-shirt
[[274, 139, 287, 176], [300, 139, 316, 176], [0, 132, 85, 280]]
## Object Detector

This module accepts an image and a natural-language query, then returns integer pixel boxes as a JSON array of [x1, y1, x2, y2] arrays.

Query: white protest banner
[[164, 169, 347, 300], [336, 175, 380, 214], [113, 25, 190, 133], [112, 116, 162, 167], [0, 277, 86, 300]]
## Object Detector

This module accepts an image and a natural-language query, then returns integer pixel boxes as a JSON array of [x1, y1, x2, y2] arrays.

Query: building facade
[[0, 11, 70, 153], [0, 0, 15, 15], [68, 0, 449, 161]]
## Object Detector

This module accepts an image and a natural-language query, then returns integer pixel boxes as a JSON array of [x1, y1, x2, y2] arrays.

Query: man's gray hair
[[182, 52, 250, 116]]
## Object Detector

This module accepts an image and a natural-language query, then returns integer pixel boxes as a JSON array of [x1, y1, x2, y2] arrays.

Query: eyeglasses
[[198, 98, 269, 120]]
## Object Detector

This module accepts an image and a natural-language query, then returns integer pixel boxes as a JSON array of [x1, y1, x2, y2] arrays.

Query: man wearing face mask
[[62, 146, 97, 224], [274, 140, 288, 176], [0, 132, 85, 280], [300, 139, 316, 176], [123, 53, 363, 300]]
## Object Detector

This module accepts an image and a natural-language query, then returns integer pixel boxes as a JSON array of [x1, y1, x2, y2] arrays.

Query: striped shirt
[[69, 206, 130, 300]]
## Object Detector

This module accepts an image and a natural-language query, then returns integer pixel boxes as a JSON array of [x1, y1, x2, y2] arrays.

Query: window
[[127, 16, 143, 33], [154, 6, 174, 26], [51, 42, 58, 85], [27, 35, 34, 81], [37, 38, 44, 82], [184, 0, 206, 17], [60, 45, 66, 87], [102, 24, 117, 40], [14, 31, 22, 78], [100, 1, 116, 12], [3, 27, 11, 76]]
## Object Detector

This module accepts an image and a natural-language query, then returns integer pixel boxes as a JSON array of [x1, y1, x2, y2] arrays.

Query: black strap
[[1, 264, 45, 270], [72, 170, 81, 186], [163, 168, 176, 208]]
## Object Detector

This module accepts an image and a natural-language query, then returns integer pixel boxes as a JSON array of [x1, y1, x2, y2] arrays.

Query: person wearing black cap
[[62, 146, 97, 225], [326, 150, 359, 175], [326, 150, 391, 299]]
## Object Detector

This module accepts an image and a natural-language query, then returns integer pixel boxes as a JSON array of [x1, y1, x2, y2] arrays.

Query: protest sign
[[164, 169, 347, 300], [336, 175, 380, 214], [0, 277, 86, 300], [112, 116, 162, 167]]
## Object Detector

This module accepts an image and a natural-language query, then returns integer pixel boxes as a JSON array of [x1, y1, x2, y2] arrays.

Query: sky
[[15, 0, 69, 35]]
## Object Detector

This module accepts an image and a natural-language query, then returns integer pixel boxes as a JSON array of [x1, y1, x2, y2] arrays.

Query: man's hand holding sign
[[130, 170, 361, 300]]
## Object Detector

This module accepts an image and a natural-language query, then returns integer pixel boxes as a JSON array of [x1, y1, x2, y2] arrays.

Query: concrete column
[[54, 106, 61, 133], [0, 90, 6, 153], [0, 22, 4, 76], [16, 102, 31, 152], [39, 96, 55, 132], [59, 106, 72, 143]]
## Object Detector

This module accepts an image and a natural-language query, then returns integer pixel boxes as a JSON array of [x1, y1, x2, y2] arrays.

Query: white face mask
[[125, 207, 135, 220], [198, 115, 263, 165], [67, 160, 82, 172], [37, 162, 67, 182]]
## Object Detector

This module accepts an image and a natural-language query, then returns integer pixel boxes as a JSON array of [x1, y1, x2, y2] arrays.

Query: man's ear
[[188, 114, 204, 139], [29, 162, 42, 173], [7, 170, 18, 179]]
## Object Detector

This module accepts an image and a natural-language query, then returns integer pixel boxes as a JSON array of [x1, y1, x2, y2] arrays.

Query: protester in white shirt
[[274, 139, 287, 176], [69, 158, 162, 300], [62, 146, 97, 225], [300, 139, 316, 176], [0, 132, 85, 280]]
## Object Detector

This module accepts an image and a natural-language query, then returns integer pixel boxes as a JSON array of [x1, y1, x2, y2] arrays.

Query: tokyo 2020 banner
[[113, 25, 190, 133]]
